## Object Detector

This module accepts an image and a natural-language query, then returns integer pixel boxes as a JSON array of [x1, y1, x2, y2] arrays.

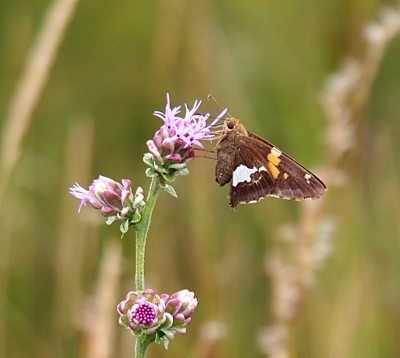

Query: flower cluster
[[69, 95, 218, 353], [144, 93, 227, 182], [117, 289, 198, 349], [69, 176, 145, 235]]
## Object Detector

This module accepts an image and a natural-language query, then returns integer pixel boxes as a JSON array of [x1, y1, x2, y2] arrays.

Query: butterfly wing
[[245, 132, 327, 201], [227, 141, 277, 209]]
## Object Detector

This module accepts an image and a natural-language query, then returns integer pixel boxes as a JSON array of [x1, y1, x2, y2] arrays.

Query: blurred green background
[[1, 0, 400, 357]]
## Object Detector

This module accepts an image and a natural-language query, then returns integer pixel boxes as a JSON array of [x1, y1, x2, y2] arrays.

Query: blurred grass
[[1, 0, 400, 357]]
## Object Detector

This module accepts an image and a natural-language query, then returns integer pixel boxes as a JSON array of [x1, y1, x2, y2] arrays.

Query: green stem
[[134, 175, 162, 292], [133, 176, 162, 358], [135, 336, 151, 358]]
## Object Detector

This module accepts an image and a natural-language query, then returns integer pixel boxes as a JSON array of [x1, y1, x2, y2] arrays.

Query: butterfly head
[[222, 118, 248, 136]]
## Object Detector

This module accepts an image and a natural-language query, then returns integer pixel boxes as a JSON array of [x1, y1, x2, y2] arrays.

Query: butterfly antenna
[[207, 94, 232, 117]]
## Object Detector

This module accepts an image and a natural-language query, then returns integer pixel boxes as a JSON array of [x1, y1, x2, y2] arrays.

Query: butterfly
[[215, 117, 327, 209]]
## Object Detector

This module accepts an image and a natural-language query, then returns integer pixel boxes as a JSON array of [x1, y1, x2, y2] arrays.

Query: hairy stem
[[133, 175, 163, 357], [135, 336, 152, 358], [134, 175, 162, 292]]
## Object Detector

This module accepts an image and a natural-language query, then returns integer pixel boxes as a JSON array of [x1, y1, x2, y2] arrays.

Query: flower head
[[153, 94, 222, 149], [117, 288, 198, 349], [144, 93, 227, 182], [118, 289, 166, 336], [69, 176, 145, 235]]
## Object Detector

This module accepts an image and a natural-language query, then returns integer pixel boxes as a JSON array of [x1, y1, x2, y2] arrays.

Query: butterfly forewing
[[228, 143, 276, 209]]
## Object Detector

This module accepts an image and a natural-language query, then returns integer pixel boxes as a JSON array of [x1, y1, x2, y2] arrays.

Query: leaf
[[120, 219, 130, 234], [131, 211, 142, 223], [161, 337, 169, 350], [106, 216, 118, 225], [145, 168, 158, 178], [162, 183, 178, 198]]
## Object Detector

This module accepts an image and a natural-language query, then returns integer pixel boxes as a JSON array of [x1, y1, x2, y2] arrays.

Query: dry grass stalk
[[53, 117, 96, 340], [260, 7, 400, 357], [84, 241, 122, 358], [0, 0, 80, 206]]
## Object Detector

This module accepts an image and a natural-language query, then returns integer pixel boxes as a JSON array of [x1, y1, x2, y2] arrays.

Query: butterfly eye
[[227, 122, 235, 130]]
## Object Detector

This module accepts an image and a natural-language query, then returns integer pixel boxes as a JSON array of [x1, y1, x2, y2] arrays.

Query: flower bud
[[161, 290, 198, 335], [69, 176, 145, 236]]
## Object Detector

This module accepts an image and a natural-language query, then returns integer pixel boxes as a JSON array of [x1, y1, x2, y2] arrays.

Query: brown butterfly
[[215, 117, 327, 209]]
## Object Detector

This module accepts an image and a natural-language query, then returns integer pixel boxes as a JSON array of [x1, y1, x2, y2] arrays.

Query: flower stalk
[[135, 336, 151, 358], [133, 175, 163, 292]]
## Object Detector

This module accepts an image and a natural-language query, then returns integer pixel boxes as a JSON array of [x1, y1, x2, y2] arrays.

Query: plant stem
[[135, 175, 162, 292], [133, 176, 162, 358], [135, 336, 151, 358]]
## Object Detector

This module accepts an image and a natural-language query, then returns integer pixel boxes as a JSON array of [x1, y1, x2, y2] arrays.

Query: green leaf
[[162, 183, 178, 198], [162, 337, 169, 350], [120, 219, 130, 235], [131, 210, 142, 223], [161, 172, 176, 182], [143, 153, 155, 166], [145, 168, 158, 178]]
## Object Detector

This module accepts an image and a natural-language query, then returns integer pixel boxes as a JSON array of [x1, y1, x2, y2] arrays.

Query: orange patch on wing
[[267, 162, 280, 179], [267, 153, 281, 167]]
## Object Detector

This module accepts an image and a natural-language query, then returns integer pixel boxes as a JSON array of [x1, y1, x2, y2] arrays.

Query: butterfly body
[[215, 118, 327, 209]]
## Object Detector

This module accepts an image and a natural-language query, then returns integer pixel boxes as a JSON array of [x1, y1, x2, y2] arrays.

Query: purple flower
[[69, 176, 145, 234], [153, 93, 226, 150], [144, 94, 227, 182], [69, 182, 102, 213], [117, 288, 198, 349], [153, 93, 181, 136], [117, 289, 166, 336]]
